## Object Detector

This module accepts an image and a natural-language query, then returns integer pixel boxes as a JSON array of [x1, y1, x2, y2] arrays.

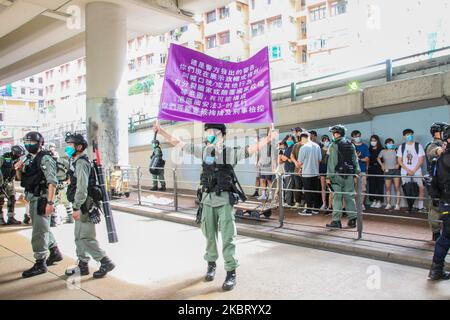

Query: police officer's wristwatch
[[47, 200, 55, 205]]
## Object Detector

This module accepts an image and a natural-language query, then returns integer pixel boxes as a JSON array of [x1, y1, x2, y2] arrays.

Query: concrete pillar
[[85, 2, 128, 167]]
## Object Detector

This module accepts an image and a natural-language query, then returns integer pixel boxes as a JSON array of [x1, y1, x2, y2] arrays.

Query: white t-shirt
[[396, 143, 425, 175]]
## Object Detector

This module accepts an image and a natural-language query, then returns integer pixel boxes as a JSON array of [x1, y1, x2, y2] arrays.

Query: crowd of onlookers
[[252, 126, 435, 215]]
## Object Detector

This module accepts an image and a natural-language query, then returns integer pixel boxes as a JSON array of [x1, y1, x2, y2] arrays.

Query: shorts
[[319, 163, 327, 175], [384, 169, 400, 181], [402, 175, 424, 188], [260, 167, 274, 181]]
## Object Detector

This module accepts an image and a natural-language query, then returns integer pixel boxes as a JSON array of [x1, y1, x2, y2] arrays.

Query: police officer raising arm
[[153, 121, 278, 291], [15, 132, 63, 278]]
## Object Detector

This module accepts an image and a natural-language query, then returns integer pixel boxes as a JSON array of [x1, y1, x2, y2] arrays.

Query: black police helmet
[[430, 122, 449, 136], [204, 123, 226, 135], [152, 140, 160, 145], [442, 125, 450, 141], [24, 131, 44, 146], [65, 132, 88, 150], [329, 125, 346, 136], [11, 145, 25, 157]]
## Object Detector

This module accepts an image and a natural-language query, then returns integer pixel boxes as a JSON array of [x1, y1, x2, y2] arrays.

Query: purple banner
[[158, 43, 273, 124]]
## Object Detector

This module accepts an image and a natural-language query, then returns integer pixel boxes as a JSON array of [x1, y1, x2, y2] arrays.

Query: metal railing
[[113, 165, 442, 246]]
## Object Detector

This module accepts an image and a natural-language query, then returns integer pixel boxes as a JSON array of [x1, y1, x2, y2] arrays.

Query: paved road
[[0, 207, 449, 300]]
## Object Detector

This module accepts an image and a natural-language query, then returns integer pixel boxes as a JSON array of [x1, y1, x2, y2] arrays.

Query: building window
[[128, 59, 135, 71], [206, 35, 217, 49], [206, 10, 216, 23], [0, 112, 3, 122], [30, 88, 35, 95], [160, 54, 167, 64], [219, 7, 230, 19], [251, 0, 255, 10], [21, 88, 26, 95], [251, 21, 265, 37], [29, 77, 34, 83], [39, 89, 43, 97], [146, 54, 153, 65], [310, 5, 326, 21], [159, 35, 165, 42], [330, 0, 347, 16], [268, 15, 282, 30], [218, 31, 230, 45], [38, 77, 43, 84], [302, 49, 307, 63], [180, 25, 188, 32], [270, 45, 282, 60]]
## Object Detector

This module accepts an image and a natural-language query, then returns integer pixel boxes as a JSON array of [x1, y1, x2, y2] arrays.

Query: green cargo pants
[[429, 205, 442, 234], [0, 181, 16, 218], [29, 196, 57, 260], [152, 169, 166, 188], [201, 203, 239, 272], [331, 175, 357, 222], [74, 214, 106, 263]]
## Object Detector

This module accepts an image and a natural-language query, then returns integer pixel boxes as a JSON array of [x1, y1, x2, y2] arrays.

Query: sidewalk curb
[[111, 203, 434, 270]]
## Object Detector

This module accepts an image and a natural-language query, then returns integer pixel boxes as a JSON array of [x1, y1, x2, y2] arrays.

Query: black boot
[[251, 190, 259, 197], [432, 232, 441, 242], [151, 186, 158, 191], [428, 262, 450, 281], [50, 215, 56, 227], [326, 220, 342, 229], [65, 261, 89, 276], [222, 270, 236, 291], [46, 246, 63, 266], [347, 218, 357, 229], [160, 186, 167, 192], [23, 214, 31, 225], [205, 262, 216, 282], [7, 216, 22, 225], [22, 259, 47, 278], [93, 257, 115, 279]]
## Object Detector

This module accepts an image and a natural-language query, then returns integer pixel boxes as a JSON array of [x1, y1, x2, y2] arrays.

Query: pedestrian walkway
[[0, 207, 449, 300]]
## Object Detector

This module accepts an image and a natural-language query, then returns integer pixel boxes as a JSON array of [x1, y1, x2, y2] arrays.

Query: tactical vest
[[1, 153, 17, 182], [335, 139, 355, 175], [54, 156, 69, 182], [425, 140, 442, 176], [20, 151, 52, 196], [433, 150, 450, 202], [200, 147, 235, 195], [67, 155, 102, 205]]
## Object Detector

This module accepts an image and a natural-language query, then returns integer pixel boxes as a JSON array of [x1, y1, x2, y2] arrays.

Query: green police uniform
[[426, 138, 443, 235], [150, 147, 166, 189], [21, 152, 59, 260], [327, 137, 361, 222], [183, 143, 249, 272], [70, 152, 106, 263], [0, 153, 18, 218]]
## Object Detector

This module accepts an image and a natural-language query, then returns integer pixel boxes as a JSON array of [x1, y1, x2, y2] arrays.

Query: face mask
[[406, 135, 414, 142], [207, 135, 216, 144], [152, 143, 156, 148], [65, 146, 76, 158], [323, 141, 330, 148], [24, 143, 39, 154], [386, 144, 395, 150], [286, 140, 295, 147], [370, 141, 377, 147], [353, 137, 362, 144]]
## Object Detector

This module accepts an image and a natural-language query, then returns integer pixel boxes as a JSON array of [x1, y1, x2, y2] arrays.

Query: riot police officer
[[153, 121, 277, 291], [425, 122, 448, 241], [149, 140, 166, 191], [64, 133, 115, 279], [325, 125, 361, 229], [0, 145, 25, 225], [429, 125, 450, 280], [15, 132, 63, 278]]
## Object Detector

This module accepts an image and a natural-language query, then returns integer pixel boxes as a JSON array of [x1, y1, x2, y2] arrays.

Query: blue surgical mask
[[323, 141, 330, 148], [286, 140, 295, 147], [406, 135, 414, 142], [65, 146, 76, 158], [386, 143, 395, 150], [207, 135, 216, 144], [353, 137, 362, 144], [152, 143, 156, 148]]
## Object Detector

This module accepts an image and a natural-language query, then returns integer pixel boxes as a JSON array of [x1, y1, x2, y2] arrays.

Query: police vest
[[1, 153, 17, 182], [335, 139, 355, 175], [433, 149, 450, 202], [54, 156, 69, 182], [67, 155, 102, 205], [200, 147, 235, 195], [20, 151, 52, 195], [425, 140, 442, 176]]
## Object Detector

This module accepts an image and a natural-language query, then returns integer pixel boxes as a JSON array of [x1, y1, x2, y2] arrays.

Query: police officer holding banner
[[15, 132, 63, 278], [153, 121, 277, 291], [326, 125, 361, 229]]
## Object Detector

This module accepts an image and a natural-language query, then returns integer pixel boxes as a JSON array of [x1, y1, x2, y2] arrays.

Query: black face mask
[[24, 144, 39, 154]]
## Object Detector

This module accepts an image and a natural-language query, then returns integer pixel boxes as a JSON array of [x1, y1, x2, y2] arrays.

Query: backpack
[[400, 142, 420, 159]]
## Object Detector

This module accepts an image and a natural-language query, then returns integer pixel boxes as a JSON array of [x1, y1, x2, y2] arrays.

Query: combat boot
[[151, 186, 158, 191], [22, 259, 47, 278], [205, 262, 216, 282], [7, 216, 22, 225], [46, 246, 63, 266], [428, 262, 450, 281], [347, 218, 357, 229], [65, 261, 89, 276], [222, 270, 236, 291], [23, 214, 31, 225], [160, 186, 167, 192], [326, 220, 342, 229], [93, 257, 115, 279]]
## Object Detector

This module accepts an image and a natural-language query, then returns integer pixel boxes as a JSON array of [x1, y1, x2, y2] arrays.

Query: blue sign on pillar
[[0, 84, 12, 97]]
